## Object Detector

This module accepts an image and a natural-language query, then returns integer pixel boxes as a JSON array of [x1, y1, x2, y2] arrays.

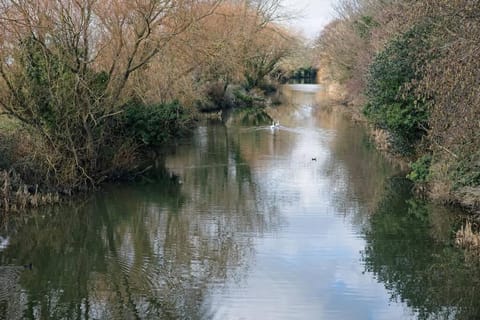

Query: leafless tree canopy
[[0, 0, 297, 192]]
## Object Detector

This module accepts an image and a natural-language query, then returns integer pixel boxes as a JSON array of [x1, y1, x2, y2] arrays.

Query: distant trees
[[315, 0, 409, 100], [179, 0, 295, 102]]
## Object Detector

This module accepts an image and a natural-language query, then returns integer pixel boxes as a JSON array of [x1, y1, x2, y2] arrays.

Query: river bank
[[315, 75, 480, 218], [0, 83, 282, 217], [313, 78, 409, 163], [0, 0, 305, 217], [314, 0, 480, 217]]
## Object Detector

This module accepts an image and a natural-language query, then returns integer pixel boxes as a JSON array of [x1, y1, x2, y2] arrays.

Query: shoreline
[[315, 79, 480, 217]]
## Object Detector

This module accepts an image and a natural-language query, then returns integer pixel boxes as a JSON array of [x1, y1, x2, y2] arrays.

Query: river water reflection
[[1, 85, 480, 319]]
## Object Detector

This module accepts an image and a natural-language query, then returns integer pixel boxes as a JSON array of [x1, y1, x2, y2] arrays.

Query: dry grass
[[371, 128, 391, 152], [0, 117, 20, 131], [1, 170, 61, 214], [456, 221, 480, 250], [0, 120, 63, 214], [455, 187, 480, 215], [428, 161, 454, 202]]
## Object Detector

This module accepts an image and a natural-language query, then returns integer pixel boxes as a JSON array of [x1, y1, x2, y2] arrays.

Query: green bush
[[407, 155, 432, 183], [233, 89, 266, 109], [124, 101, 195, 148], [364, 25, 431, 155], [451, 151, 480, 189]]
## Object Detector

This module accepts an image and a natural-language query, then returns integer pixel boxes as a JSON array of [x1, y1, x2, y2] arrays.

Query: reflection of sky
[[209, 86, 416, 319]]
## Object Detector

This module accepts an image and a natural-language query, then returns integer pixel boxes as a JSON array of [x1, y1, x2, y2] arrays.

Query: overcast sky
[[282, 0, 339, 39]]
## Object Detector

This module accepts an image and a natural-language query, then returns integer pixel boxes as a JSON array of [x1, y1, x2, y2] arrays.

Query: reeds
[[0, 170, 60, 214], [455, 221, 480, 249]]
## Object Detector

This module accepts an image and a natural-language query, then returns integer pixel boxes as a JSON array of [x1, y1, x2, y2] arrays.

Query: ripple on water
[[0, 265, 25, 316], [0, 84, 461, 320]]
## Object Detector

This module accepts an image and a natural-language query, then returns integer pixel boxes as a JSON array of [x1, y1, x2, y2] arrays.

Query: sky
[[282, 0, 339, 39]]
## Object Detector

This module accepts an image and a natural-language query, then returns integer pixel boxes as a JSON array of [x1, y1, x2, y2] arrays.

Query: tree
[[164, 0, 294, 100], [364, 24, 431, 156], [0, 0, 220, 189]]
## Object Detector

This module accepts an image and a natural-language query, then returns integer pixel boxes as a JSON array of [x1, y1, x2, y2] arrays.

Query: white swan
[[270, 121, 280, 129]]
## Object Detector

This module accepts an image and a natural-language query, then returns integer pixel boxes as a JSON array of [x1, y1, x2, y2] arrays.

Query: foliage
[[413, 1, 480, 198], [286, 67, 317, 81], [0, 0, 293, 195], [124, 101, 196, 148], [364, 25, 431, 155], [451, 151, 480, 189], [313, 0, 405, 104], [0, 119, 20, 168], [362, 177, 480, 320], [315, 20, 358, 84], [233, 89, 267, 109], [163, 0, 295, 110], [352, 15, 380, 39], [407, 155, 431, 184], [3, 36, 110, 187], [315, 0, 480, 208]]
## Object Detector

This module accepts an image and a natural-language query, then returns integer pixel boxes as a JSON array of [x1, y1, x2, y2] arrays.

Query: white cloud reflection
[[207, 90, 416, 320]]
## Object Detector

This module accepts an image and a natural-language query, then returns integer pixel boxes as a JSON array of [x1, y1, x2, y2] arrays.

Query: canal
[[1, 84, 479, 319]]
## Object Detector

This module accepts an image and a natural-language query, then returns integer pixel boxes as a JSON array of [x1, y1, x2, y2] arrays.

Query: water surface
[[1, 85, 479, 320]]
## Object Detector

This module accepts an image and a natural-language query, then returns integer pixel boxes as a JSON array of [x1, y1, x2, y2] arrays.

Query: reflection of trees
[[0, 136, 276, 320], [362, 178, 480, 320], [0, 265, 24, 320], [166, 124, 282, 235], [271, 86, 399, 225], [226, 108, 272, 127], [267, 86, 320, 128], [319, 107, 397, 226], [307, 92, 480, 319]]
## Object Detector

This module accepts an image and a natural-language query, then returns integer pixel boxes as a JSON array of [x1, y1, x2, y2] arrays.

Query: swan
[[270, 121, 280, 129]]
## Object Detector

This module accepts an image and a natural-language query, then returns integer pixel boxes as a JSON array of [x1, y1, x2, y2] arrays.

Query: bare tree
[[0, 0, 220, 188]]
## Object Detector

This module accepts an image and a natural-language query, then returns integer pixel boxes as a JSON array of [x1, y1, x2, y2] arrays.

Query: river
[[1, 84, 479, 319]]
